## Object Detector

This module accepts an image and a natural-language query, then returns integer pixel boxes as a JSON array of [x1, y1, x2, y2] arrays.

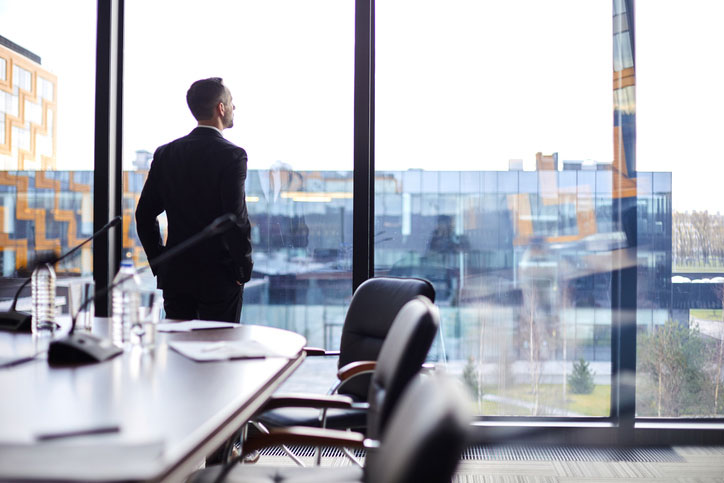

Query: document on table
[[157, 320, 239, 332], [168, 340, 289, 362]]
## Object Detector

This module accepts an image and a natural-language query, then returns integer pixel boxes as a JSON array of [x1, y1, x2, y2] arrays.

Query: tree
[[568, 358, 595, 394], [691, 211, 711, 266], [462, 355, 480, 397], [709, 288, 724, 415], [637, 320, 712, 417], [463, 355, 485, 415], [672, 211, 724, 268]]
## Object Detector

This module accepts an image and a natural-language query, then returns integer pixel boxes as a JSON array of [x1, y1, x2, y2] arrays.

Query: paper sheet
[[156, 320, 238, 332], [168, 340, 288, 362]]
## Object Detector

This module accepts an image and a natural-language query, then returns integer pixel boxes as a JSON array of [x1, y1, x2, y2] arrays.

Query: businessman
[[136, 77, 253, 322]]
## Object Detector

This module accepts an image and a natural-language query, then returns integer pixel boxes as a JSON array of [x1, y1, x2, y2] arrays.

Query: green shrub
[[568, 358, 595, 394]]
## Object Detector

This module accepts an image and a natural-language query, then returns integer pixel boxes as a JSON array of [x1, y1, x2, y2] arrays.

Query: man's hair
[[186, 77, 229, 121]]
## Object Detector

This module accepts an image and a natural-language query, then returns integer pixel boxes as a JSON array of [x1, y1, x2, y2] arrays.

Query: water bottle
[[31, 262, 56, 335], [111, 259, 142, 348]]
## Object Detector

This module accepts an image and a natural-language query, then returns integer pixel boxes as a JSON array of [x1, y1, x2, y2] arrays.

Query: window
[[124, 0, 354, 344], [636, 0, 724, 418], [0, 2, 96, 286], [376, 0, 616, 417]]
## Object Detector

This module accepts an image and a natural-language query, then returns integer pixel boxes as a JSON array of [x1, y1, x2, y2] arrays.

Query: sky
[[0, 0, 722, 214]]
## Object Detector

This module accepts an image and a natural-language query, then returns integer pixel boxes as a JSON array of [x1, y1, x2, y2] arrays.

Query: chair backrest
[[365, 296, 439, 440], [337, 277, 435, 401], [364, 373, 471, 483]]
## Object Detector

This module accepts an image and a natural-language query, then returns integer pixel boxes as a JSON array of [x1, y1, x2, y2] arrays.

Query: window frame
[[93, 0, 724, 444]]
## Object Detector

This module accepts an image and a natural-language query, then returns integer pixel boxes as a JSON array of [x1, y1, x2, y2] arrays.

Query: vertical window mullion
[[93, 0, 123, 316], [352, 0, 375, 291], [611, 0, 637, 441]]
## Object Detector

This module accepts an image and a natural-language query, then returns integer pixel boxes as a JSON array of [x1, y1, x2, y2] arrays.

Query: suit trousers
[[163, 283, 244, 322]]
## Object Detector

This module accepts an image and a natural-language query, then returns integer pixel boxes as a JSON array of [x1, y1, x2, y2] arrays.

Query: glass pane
[[124, 1, 354, 346], [0, 3, 96, 311], [636, 0, 724, 418], [376, 0, 617, 417]]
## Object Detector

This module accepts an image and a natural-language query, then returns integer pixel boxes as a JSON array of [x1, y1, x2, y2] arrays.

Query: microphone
[[0, 217, 122, 333], [47, 213, 238, 365]]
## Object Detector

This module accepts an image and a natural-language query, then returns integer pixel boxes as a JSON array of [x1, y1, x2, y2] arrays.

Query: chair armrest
[[260, 393, 354, 412], [303, 346, 341, 357], [337, 360, 377, 381], [244, 426, 366, 454]]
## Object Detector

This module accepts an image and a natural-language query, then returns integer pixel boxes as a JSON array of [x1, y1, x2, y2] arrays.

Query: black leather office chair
[[334, 277, 435, 401], [258, 277, 436, 431], [249, 295, 439, 466], [355, 295, 439, 441], [188, 373, 471, 483]]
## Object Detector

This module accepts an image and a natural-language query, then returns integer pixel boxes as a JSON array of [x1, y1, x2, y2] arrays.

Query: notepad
[[168, 340, 288, 362], [157, 320, 239, 332]]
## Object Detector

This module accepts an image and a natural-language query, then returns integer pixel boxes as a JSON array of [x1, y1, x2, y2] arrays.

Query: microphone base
[[0, 310, 32, 333], [48, 333, 123, 366]]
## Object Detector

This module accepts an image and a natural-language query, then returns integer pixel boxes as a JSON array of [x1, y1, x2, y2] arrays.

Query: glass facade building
[[0, 164, 674, 418]]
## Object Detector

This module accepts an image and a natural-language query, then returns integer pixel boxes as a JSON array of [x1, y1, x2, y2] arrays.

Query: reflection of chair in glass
[[259, 277, 435, 427], [427, 214, 470, 255], [189, 372, 471, 483], [388, 254, 453, 304]]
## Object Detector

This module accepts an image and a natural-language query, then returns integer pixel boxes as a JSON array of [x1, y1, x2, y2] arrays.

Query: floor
[[254, 445, 724, 482], [453, 446, 724, 482]]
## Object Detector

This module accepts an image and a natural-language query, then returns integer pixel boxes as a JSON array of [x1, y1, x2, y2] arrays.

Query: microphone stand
[[0, 217, 121, 333], [47, 213, 238, 365]]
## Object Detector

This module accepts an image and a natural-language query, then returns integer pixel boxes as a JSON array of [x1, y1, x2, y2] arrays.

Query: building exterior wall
[[0, 41, 57, 171], [0, 37, 59, 272]]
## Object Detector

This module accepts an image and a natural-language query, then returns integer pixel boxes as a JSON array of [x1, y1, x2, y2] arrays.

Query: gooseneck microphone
[[47, 213, 238, 365], [0, 216, 122, 333]]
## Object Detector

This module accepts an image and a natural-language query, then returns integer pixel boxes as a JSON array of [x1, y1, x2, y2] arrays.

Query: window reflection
[[375, 0, 640, 420], [375, 163, 664, 417]]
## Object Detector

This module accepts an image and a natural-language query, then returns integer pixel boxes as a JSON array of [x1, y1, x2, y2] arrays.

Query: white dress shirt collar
[[196, 125, 224, 136]]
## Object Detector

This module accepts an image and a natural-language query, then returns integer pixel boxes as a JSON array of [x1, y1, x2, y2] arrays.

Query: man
[[136, 77, 253, 322]]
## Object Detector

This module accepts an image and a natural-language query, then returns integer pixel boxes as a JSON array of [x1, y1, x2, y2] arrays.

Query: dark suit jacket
[[135, 127, 253, 296]]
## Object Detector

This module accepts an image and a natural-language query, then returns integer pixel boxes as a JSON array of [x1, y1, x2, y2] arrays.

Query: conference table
[[0, 317, 307, 482]]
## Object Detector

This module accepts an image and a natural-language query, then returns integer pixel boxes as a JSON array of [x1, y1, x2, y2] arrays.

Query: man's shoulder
[[153, 130, 247, 162], [154, 132, 193, 152], [214, 136, 248, 162], [217, 135, 245, 149]]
